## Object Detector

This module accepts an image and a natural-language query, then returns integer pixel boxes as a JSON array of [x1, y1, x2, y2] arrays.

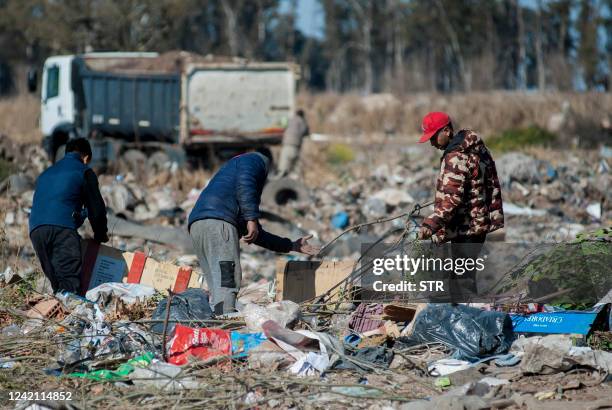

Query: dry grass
[[2, 91, 609, 147], [298, 91, 612, 145], [0, 94, 41, 143]]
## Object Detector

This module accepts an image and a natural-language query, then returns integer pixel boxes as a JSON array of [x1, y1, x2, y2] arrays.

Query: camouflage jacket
[[422, 130, 504, 242]]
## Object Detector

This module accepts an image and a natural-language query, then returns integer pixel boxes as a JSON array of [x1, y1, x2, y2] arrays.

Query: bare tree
[[535, 0, 546, 90], [434, 0, 471, 91], [221, 0, 240, 56], [348, 0, 373, 94], [515, 0, 527, 89]]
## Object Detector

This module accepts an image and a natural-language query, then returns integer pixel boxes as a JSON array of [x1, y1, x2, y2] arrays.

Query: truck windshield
[[46, 66, 59, 99]]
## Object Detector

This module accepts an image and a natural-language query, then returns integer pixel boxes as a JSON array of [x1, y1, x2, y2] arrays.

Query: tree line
[[0, 0, 610, 93]]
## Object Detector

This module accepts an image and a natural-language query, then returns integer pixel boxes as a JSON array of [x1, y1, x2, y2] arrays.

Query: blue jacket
[[29, 152, 88, 233], [188, 152, 292, 253], [29, 152, 108, 240]]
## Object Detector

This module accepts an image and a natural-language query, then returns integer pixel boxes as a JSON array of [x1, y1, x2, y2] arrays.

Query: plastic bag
[[397, 304, 514, 362], [151, 288, 213, 334], [241, 301, 300, 332], [167, 324, 231, 365], [86, 283, 156, 305], [69, 352, 154, 381], [230, 332, 267, 358]]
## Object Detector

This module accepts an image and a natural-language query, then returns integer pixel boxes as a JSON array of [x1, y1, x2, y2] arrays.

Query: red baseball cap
[[418, 112, 450, 143]]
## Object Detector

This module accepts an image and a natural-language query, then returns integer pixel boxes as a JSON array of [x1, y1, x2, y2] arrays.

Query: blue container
[[331, 211, 350, 229]]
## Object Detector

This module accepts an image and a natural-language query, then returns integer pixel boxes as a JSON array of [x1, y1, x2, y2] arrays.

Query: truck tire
[[261, 177, 309, 207], [120, 149, 147, 178], [146, 150, 171, 174]]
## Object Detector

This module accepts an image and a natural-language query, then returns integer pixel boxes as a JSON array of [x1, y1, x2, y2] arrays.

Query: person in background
[[277, 109, 309, 176], [29, 138, 108, 294]]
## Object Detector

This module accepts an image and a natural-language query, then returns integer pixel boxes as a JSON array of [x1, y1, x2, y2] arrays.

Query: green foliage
[[326, 143, 355, 165], [520, 241, 612, 304], [574, 227, 611, 243], [487, 126, 557, 152]]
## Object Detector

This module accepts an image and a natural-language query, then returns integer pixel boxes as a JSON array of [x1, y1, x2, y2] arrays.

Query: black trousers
[[448, 233, 487, 300], [30, 226, 82, 294]]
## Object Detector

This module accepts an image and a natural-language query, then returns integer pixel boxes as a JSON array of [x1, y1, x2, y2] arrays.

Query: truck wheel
[[54, 144, 66, 163], [146, 151, 171, 174], [261, 177, 309, 207], [119, 149, 147, 178]]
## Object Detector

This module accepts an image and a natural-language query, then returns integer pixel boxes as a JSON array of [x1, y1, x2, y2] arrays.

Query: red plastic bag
[[167, 324, 231, 365]]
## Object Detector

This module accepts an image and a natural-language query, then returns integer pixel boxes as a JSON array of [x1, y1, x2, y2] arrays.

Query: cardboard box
[[275, 259, 357, 303], [79, 240, 200, 295]]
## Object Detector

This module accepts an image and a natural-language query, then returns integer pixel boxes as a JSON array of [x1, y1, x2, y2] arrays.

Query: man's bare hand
[[242, 220, 259, 243], [292, 234, 320, 256], [418, 226, 433, 240]]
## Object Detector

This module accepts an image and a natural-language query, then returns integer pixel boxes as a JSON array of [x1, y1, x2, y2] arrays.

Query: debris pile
[[0, 134, 610, 408]]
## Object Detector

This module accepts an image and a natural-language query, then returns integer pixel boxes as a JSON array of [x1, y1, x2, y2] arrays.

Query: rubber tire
[[261, 177, 309, 207], [120, 149, 147, 178]]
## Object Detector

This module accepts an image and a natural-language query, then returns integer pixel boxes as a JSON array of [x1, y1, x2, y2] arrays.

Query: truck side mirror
[[27, 68, 37, 93]]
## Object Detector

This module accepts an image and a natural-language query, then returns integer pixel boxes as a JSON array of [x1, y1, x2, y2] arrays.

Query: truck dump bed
[[76, 53, 296, 146], [182, 62, 296, 145], [77, 57, 180, 143]]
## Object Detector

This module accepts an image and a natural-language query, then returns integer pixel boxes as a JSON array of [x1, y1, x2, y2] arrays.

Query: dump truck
[[35, 51, 297, 170]]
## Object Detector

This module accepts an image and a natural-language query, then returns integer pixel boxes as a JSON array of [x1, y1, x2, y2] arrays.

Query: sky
[[281, 0, 325, 39]]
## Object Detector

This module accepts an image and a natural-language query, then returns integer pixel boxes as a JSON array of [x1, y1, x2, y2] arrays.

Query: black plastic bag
[[332, 346, 394, 371], [150, 288, 213, 334], [397, 304, 514, 362]]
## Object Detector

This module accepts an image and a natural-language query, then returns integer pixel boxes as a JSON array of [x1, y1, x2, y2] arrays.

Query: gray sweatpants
[[190, 219, 242, 314]]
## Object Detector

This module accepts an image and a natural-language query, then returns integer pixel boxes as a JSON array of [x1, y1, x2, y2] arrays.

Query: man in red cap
[[417, 112, 504, 292]]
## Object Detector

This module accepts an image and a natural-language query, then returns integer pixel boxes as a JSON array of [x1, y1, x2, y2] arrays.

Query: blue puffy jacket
[[188, 152, 292, 253], [30, 152, 87, 233]]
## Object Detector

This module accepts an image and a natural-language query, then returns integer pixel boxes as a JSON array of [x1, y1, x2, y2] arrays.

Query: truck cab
[[40, 52, 161, 162], [40, 55, 77, 159]]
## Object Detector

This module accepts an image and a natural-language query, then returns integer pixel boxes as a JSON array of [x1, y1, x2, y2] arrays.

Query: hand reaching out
[[292, 234, 320, 256]]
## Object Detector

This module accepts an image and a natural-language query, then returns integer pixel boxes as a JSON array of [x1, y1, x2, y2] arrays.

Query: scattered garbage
[[517, 334, 612, 374], [86, 282, 157, 306], [0, 125, 610, 407], [503, 202, 547, 217], [231, 331, 267, 358], [331, 211, 350, 229], [428, 358, 471, 376], [242, 300, 300, 332], [69, 352, 154, 381], [167, 324, 232, 365], [496, 152, 541, 186], [397, 304, 514, 361], [150, 288, 213, 334], [262, 320, 343, 376], [130, 360, 201, 390]]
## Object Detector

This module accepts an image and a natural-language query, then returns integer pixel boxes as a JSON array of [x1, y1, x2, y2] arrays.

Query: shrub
[[486, 126, 557, 152], [326, 143, 355, 165]]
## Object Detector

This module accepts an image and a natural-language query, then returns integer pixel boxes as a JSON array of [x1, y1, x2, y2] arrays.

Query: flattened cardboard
[[275, 259, 356, 303], [80, 240, 199, 294]]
